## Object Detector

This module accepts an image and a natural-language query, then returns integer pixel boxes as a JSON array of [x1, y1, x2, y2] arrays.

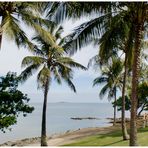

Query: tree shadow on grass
[[96, 130, 127, 146], [98, 130, 122, 139], [103, 139, 125, 146], [64, 127, 148, 146]]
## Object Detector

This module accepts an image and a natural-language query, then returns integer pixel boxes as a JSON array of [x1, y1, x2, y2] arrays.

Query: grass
[[63, 127, 148, 146]]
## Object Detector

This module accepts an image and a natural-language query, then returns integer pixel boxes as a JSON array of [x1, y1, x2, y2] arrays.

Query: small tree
[[112, 96, 131, 112], [0, 72, 34, 132], [113, 81, 148, 117]]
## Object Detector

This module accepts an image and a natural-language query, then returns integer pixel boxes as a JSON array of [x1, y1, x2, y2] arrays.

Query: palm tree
[[98, 13, 136, 140], [107, 3, 148, 145], [20, 25, 87, 146], [93, 58, 123, 125], [125, 3, 148, 146], [0, 2, 49, 49], [64, 4, 133, 140], [52, 3, 148, 145]]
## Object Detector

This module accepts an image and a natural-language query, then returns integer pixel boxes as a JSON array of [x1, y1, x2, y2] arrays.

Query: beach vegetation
[[0, 72, 34, 132]]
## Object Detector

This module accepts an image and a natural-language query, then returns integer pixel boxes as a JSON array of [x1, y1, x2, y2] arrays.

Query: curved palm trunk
[[113, 88, 117, 126], [130, 24, 143, 146], [137, 103, 145, 117], [121, 53, 129, 140], [41, 79, 49, 146]]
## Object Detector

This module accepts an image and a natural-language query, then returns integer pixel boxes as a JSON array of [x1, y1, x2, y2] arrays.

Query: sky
[[0, 16, 117, 103]]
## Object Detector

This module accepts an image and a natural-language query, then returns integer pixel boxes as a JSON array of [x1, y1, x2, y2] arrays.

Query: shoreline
[[0, 117, 144, 146], [0, 125, 118, 146]]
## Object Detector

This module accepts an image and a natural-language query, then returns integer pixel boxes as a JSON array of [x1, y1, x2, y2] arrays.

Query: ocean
[[0, 103, 127, 144]]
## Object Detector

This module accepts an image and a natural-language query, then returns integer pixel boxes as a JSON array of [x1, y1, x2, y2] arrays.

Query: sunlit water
[[0, 103, 129, 144]]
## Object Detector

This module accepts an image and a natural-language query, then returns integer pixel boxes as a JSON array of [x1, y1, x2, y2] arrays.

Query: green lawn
[[63, 127, 148, 146]]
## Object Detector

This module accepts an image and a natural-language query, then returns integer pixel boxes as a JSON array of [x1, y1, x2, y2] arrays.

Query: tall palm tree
[[52, 2, 148, 145], [98, 13, 136, 140], [50, 1, 131, 140], [93, 58, 123, 125], [64, 4, 133, 140], [0, 2, 50, 49], [125, 3, 148, 146], [20, 25, 87, 146]]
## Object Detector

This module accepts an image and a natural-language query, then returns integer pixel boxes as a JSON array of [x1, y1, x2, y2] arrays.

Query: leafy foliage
[[112, 96, 131, 111], [0, 72, 34, 132], [113, 81, 148, 115]]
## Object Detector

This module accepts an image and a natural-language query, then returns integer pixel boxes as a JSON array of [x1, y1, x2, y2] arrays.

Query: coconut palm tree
[[93, 58, 123, 125], [52, 2, 148, 145], [125, 3, 148, 146], [20, 25, 87, 146], [97, 13, 136, 140], [0, 2, 50, 49], [64, 4, 133, 140]]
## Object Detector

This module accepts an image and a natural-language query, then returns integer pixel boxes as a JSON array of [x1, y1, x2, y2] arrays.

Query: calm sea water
[[0, 103, 126, 144]]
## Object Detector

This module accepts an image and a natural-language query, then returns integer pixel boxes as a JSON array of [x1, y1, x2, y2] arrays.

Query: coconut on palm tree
[[20, 25, 87, 146]]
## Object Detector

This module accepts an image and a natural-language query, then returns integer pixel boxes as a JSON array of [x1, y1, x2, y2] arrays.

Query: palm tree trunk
[[121, 53, 129, 140], [130, 23, 143, 146], [113, 88, 117, 126], [0, 16, 3, 49], [41, 79, 49, 146], [0, 31, 2, 49], [137, 104, 145, 117]]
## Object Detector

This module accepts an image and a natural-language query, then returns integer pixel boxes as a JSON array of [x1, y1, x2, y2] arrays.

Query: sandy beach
[[0, 117, 145, 147], [0, 125, 119, 146]]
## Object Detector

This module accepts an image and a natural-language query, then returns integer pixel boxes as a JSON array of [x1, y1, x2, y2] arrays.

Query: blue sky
[[0, 17, 118, 103]]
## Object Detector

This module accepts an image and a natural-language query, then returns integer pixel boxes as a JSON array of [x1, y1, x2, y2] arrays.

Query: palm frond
[[33, 24, 56, 47], [18, 2, 45, 14], [63, 77, 76, 93], [20, 64, 40, 83], [57, 57, 87, 70], [57, 62, 72, 77], [52, 67, 62, 84], [21, 56, 45, 68], [98, 11, 131, 63], [2, 13, 33, 49], [18, 8, 57, 30], [108, 89, 115, 100], [63, 13, 112, 55], [93, 77, 108, 86], [88, 55, 104, 70], [55, 26, 64, 40], [99, 84, 110, 100], [47, 2, 113, 24]]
